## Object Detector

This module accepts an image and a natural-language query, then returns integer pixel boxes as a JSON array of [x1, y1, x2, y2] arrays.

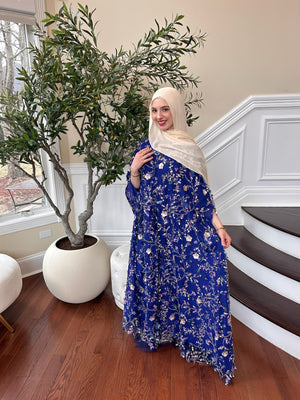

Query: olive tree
[[0, 2, 205, 247]]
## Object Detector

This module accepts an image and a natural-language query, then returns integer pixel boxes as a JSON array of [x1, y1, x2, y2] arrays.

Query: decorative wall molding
[[64, 163, 132, 247], [197, 94, 300, 148], [259, 116, 300, 181], [34, 0, 46, 26], [65, 94, 300, 245], [196, 94, 300, 224], [206, 125, 245, 198]]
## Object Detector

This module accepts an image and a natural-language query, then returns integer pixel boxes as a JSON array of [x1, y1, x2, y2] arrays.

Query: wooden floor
[[0, 274, 299, 400]]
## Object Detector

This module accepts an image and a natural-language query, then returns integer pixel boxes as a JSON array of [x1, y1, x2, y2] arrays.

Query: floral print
[[123, 140, 235, 385]]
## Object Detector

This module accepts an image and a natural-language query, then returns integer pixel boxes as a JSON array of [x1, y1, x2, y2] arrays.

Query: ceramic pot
[[43, 234, 111, 303]]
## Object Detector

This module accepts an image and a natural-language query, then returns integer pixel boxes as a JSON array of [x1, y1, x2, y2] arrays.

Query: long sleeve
[[125, 170, 142, 216], [125, 141, 147, 215]]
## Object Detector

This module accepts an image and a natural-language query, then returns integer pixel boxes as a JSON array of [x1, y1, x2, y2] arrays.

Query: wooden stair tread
[[225, 225, 300, 282], [227, 261, 300, 336], [242, 206, 300, 238]]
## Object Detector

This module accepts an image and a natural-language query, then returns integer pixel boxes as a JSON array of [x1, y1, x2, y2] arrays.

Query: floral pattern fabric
[[123, 140, 235, 384]]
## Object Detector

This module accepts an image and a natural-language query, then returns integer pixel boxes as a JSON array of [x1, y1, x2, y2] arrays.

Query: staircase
[[226, 207, 300, 359]]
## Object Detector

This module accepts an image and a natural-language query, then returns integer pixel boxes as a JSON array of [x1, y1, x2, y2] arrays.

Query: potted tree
[[0, 3, 205, 303]]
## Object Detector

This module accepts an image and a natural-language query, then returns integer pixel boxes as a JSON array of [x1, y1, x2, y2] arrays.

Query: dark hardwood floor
[[0, 273, 299, 400]]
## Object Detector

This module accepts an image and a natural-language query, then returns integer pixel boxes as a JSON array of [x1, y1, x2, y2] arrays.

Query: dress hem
[[123, 324, 235, 385]]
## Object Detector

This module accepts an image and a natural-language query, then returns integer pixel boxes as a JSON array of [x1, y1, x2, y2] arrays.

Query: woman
[[123, 87, 235, 385]]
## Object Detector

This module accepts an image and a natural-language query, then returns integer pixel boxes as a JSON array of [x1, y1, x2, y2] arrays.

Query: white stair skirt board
[[115, 298, 124, 311], [230, 297, 300, 360], [226, 246, 300, 304], [243, 211, 300, 259]]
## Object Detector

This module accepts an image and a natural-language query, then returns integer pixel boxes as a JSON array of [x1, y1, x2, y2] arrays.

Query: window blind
[[0, 0, 45, 25]]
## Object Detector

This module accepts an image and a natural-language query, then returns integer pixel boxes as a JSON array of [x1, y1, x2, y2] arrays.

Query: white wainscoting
[[259, 116, 300, 180], [66, 94, 300, 248], [66, 163, 133, 249], [197, 94, 300, 224]]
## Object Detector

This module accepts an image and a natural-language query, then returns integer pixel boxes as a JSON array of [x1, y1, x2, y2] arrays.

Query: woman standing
[[123, 87, 235, 385]]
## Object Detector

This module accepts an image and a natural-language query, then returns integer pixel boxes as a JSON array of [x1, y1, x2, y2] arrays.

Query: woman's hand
[[130, 147, 154, 189], [212, 210, 231, 248], [130, 147, 154, 175], [216, 228, 231, 248]]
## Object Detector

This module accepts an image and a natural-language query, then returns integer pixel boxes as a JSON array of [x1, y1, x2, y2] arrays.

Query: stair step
[[242, 206, 300, 238], [242, 206, 300, 259], [227, 261, 300, 337], [225, 225, 300, 282]]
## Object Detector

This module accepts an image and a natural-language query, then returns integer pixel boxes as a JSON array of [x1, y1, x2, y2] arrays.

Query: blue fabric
[[123, 140, 235, 384]]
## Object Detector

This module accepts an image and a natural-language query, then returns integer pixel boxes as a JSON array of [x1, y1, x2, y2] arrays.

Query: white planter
[[43, 234, 111, 304]]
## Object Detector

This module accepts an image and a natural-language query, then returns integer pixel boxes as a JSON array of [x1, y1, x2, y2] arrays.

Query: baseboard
[[91, 231, 131, 251], [18, 252, 44, 278], [17, 237, 130, 278]]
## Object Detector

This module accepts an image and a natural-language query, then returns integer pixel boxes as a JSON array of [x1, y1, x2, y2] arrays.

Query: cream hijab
[[149, 87, 209, 184]]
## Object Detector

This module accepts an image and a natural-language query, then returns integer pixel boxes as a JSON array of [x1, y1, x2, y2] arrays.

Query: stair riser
[[227, 247, 300, 304], [230, 297, 300, 359], [243, 211, 300, 259]]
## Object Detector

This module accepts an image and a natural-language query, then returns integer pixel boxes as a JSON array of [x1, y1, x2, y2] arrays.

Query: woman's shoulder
[[138, 139, 150, 149], [132, 139, 151, 157], [134, 139, 151, 152]]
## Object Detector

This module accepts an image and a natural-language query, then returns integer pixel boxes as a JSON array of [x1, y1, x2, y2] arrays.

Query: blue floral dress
[[123, 140, 235, 385]]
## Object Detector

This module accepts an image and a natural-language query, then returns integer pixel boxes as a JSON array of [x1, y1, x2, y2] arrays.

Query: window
[[0, 3, 64, 234], [0, 19, 44, 217]]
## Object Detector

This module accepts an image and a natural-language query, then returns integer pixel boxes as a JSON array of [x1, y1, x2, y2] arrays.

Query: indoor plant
[[0, 3, 205, 302]]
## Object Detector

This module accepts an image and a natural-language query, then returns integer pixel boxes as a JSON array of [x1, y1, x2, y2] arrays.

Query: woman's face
[[151, 98, 174, 131]]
